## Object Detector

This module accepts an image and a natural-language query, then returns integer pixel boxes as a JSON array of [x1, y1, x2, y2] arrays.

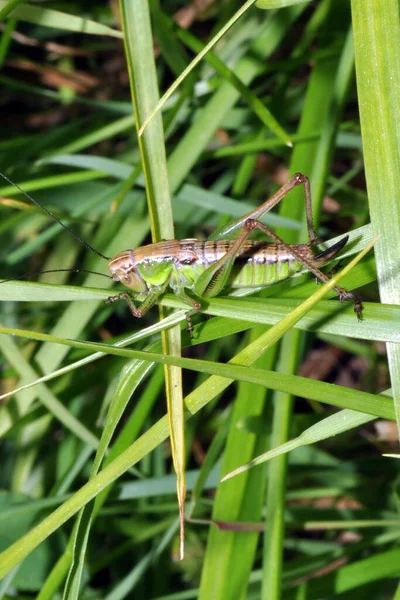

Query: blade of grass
[[118, 0, 186, 561], [175, 26, 292, 145], [351, 1, 400, 431], [198, 332, 273, 600], [167, 4, 306, 191], [0, 0, 24, 21], [257, 0, 311, 8], [0, 333, 99, 447], [138, 0, 259, 136], [262, 10, 356, 598], [0, 1, 123, 37], [62, 0, 184, 596], [223, 409, 376, 480]]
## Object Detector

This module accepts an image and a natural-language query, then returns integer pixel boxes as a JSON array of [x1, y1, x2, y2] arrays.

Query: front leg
[[105, 292, 143, 317], [105, 285, 167, 319]]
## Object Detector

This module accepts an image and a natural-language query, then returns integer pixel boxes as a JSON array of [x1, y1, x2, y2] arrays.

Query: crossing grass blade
[[351, 1, 400, 429]]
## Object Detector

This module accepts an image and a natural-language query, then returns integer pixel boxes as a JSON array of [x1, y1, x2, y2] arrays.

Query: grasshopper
[[0, 172, 362, 332]]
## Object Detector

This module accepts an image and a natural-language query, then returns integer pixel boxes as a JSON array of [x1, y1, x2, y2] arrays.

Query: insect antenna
[[0, 171, 111, 261], [0, 268, 113, 284]]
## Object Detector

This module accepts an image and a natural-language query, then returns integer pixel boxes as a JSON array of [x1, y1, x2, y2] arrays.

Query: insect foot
[[353, 297, 363, 321], [338, 291, 363, 321], [105, 292, 143, 318]]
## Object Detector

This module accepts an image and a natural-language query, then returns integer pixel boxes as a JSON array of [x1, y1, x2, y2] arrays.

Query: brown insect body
[[108, 236, 348, 294]]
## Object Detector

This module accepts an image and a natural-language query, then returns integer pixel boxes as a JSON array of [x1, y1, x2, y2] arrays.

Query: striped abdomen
[[181, 240, 317, 288]]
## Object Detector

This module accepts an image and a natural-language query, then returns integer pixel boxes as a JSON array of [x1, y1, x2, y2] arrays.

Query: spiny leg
[[106, 281, 204, 337], [246, 218, 363, 319], [211, 173, 317, 244], [105, 285, 167, 319], [105, 292, 142, 317]]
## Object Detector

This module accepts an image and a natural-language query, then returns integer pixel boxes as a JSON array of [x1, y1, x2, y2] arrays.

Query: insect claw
[[337, 290, 363, 320]]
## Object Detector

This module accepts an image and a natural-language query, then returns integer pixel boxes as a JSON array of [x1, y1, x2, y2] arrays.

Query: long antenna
[[1, 269, 114, 284], [0, 171, 111, 261]]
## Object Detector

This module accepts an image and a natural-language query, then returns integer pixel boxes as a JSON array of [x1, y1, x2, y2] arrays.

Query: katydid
[[0, 172, 362, 332]]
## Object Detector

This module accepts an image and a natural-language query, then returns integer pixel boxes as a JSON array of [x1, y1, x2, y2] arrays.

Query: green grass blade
[[118, 0, 186, 560], [261, 10, 356, 597], [257, 0, 311, 8], [138, 0, 259, 136], [351, 1, 400, 430], [167, 5, 305, 192], [0, 0, 23, 21], [0, 1, 123, 37], [0, 333, 99, 447], [176, 27, 292, 145], [223, 409, 376, 480]]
